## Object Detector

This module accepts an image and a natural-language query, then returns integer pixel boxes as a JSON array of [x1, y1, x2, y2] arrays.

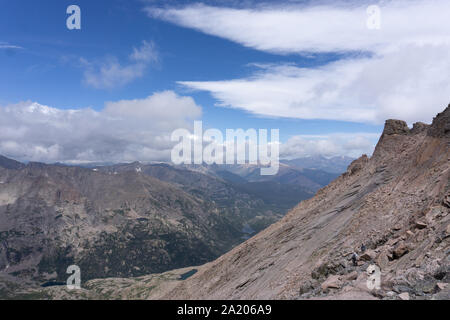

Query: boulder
[[344, 271, 358, 281], [299, 279, 316, 295], [386, 291, 396, 298], [321, 275, 342, 291], [376, 251, 391, 269], [433, 265, 448, 280], [354, 272, 372, 292], [360, 249, 377, 261], [436, 283, 447, 291], [415, 279, 437, 294], [387, 238, 400, 246], [406, 230, 414, 237], [398, 292, 410, 300], [393, 241, 409, 259], [415, 221, 427, 229], [443, 195, 450, 208], [393, 284, 414, 294]]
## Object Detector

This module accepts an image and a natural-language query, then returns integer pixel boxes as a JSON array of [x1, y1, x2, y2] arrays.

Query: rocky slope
[[28, 104, 449, 300], [3, 105, 449, 300], [156, 105, 448, 300]]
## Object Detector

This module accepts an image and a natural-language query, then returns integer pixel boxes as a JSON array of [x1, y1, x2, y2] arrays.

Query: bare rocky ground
[[3, 105, 450, 300], [0, 266, 195, 300]]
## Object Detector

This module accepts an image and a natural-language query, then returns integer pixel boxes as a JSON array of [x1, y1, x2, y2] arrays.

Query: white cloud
[[81, 40, 158, 89], [148, 1, 450, 124], [179, 44, 450, 124], [0, 91, 201, 163], [146, 1, 450, 54], [129, 40, 158, 62], [280, 132, 380, 159], [0, 42, 23, 49]]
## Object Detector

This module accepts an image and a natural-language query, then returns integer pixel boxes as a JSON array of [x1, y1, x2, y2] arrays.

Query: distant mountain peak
[[0, 155, 25, 170], [428, 103, 450, 138]]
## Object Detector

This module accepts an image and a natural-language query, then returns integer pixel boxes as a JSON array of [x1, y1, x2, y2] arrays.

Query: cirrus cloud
[[179, 44, 450, 124], [146, 1, 450, 54], [148, 1, 450, 124], [0, 42, 23, 50]]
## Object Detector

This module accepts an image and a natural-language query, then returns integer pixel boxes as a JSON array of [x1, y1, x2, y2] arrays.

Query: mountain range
[[0, 151, 346, 297], [8, 104, 448, 300]]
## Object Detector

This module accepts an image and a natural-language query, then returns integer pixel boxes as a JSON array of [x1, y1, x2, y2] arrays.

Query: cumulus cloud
[[0, 91, 201, 163], [81, 40, 158, 89], [148, 1, 450, 124], [280, 133, 380, 159]]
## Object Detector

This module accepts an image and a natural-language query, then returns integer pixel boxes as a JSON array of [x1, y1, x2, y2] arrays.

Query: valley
[[0, 151, 343, 296]]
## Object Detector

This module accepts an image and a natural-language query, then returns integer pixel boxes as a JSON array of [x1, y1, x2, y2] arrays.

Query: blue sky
[[0, 0, 448, 163]]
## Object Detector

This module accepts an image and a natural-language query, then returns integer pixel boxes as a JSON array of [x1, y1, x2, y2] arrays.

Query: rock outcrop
[[428, 104, 450, 137], [382, 119, 410, 136]]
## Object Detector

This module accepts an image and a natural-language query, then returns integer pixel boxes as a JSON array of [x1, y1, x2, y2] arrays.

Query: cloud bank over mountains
[[0, 98, 376, 164], [280, 132, 378, 159], [0, 91, 201, 163]]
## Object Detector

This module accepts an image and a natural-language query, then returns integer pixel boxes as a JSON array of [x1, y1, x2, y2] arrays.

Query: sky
[[0, 0, 449, 163]]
